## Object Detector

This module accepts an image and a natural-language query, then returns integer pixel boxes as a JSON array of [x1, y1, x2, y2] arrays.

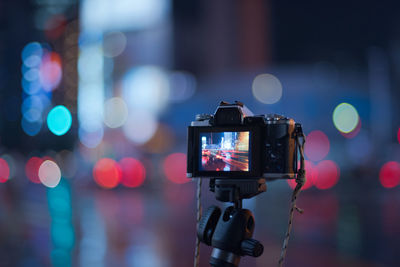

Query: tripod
[[197, 179, 266, 267]]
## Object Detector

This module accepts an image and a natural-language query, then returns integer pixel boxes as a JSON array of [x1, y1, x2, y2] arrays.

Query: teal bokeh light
[[47, 105, 72, 136]]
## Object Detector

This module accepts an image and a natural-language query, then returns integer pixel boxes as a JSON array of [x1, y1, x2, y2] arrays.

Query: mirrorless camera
[[187, 101, 303, 180]]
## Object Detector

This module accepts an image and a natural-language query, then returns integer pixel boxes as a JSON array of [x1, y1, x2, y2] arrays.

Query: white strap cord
[[278, 133, 306, 267], [194, 178, 202, 267]]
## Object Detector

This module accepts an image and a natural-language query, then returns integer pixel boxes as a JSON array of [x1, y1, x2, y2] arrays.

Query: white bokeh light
[[168, 71, 196, 103], [79, 127, 104, 148], [122, 66, 170, 115], [333, 103, 359, 133], [252, 74, 283, 104], [104, 97, 128, 128], [122, 109, 157, 144], [103, 32, 127, 58], [38, 160, 61, 188]]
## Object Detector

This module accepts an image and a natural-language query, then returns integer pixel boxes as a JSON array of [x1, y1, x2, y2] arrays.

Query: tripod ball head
[[198, 206, 222, 245], [198, 205, 264, 267]]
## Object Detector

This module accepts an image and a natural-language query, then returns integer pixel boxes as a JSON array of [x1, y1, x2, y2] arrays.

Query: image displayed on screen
[[200, 131, 249, 171]]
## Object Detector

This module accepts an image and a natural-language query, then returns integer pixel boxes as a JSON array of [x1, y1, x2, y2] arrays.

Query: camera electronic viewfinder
[[187, 101, 303, 180]]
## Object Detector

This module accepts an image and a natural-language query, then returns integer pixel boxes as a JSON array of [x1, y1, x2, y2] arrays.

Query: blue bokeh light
[[21, 117, 42, 136], [21, 42, 43, 67], [47, 105, 72, 136]]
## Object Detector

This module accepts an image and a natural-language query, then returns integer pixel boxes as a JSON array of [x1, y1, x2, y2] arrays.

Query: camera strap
[[278, 125, 306, 267], [194, 178, 203, 267]]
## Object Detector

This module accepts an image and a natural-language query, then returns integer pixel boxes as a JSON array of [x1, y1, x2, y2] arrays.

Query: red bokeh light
[[341, 119, 361, 139], [379, 161, 400, 189], [40, 52, 62, 91], [397, 127, 400, 144], [314, 160, 340, 190], [304, 130, 330, 162], [25, 157, 44, 184], [119, 157, 146, 188], [163, 153, 189, 184], [93, 158, 121, 189], [287, 160, 317, 190], [0, 158, 10, 183]]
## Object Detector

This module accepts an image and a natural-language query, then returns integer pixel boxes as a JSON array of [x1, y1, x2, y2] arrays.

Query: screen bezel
[[190, 125, 262, 178]]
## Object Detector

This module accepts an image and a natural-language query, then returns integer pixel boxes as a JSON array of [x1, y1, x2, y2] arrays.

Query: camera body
[[187, 101, 301, 180]]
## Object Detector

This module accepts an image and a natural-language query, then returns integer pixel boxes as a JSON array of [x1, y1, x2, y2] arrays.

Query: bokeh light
[[0, 158, 10, 183], [40, 52, 62, 91], [304, 130, 330, 162], [103, 97, 128, 128], [252, 73, 283, 104], [81, 0, 170, 32], [341, 118, 361, 139], [47, 105, 72, 136], [333, 103, 359, 133], [314, 160, 340, 190], [39, 160, 62, 188], [103, 31, 127, 58], [168, 71, 196, 103], [23, 108, 41, 122], [22, 42, 43, 68], [22, 79, 41, 95], [22, 95, 44, 116], [122, 109, 157, 144], [2, 155, 15, 180], [25, 157, 44, 183], [77, 45, 103, 83], [21, 117, 42, 136], [379, 161, 400, 189], [77, 44, 104, 134], [163, 153, 188, 184], [23, 68, 40, 82], [397, 127, 400, 144], [122, 66, 170, 114], [287, 160, 317, 190], [119, 157, 146, 188], [79, 127, 104, 148], [93, 158, 121, 189]]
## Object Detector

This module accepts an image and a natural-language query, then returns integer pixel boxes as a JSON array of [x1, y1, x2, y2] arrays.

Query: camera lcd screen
[[199, 131, 250, 171]]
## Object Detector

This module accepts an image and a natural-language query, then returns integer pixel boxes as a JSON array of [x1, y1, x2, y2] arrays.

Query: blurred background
[[0, 0, 400, 266]]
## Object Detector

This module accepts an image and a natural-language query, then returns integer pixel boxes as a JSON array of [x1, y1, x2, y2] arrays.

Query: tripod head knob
[[198, 205, 222, 245], [241, 239, 264, 257]]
